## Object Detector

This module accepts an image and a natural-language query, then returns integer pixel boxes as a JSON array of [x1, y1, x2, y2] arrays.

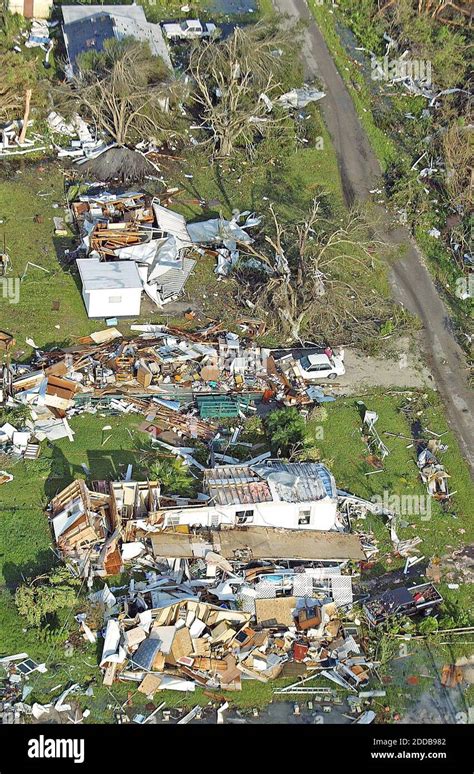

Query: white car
[[162, 19, 217, 41], [297, 351, 345, 381]]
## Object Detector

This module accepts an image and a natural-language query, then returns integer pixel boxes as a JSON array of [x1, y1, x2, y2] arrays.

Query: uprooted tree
[[55, 38, 187, 147], [189, 21, 300, 158], [232, 199, 398, 344]]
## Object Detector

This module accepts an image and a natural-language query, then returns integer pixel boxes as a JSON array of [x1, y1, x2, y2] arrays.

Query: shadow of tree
[[44, 442, 147, 501], [2, 550, 58, 590]]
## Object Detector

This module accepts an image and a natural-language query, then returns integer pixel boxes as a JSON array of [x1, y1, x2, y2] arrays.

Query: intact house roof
[[62, 4, 172, 72], [77, 258, 143, 292], [202, 460, 337, 507]]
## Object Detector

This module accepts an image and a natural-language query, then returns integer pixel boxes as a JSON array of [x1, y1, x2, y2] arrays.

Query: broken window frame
[[236, 509, 254, 525], [298, 509, 311, 525]]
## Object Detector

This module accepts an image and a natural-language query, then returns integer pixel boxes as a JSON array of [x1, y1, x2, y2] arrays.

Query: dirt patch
[[333, 337, 434, 393]]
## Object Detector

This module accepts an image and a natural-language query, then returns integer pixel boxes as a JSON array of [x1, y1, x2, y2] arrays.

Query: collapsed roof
[[203, 461, 336, 507]]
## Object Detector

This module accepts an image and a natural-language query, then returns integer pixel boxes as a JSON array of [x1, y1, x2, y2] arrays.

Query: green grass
[[307, 389, 474, 618], [172, 108, 344, 221], [0, 163, 100, 349], [308, 1, 397, 171], [0, 413, 145, 589], [138, 0, 270, 24]]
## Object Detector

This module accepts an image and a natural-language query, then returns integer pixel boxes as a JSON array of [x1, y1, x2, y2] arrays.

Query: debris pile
[[417, 442, 450, 500], [93, 556, 373, 695], [47, 459, 357, 582], [1, 326, 339, 434], [363, 583, 442, 627], [70, 188, 263, 310]]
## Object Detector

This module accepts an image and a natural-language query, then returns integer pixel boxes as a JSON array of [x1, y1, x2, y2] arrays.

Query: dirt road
[[273, 0, 474, 474]]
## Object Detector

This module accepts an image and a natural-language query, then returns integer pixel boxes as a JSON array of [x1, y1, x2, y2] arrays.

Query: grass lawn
[[0, 414, 146, 590], [138, 0, 272, 24], [308, 389, 474, 618], [0, 162, 99, 349]]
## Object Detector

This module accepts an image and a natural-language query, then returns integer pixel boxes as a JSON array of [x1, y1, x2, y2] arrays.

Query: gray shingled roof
[[62, 4, 172, 70]]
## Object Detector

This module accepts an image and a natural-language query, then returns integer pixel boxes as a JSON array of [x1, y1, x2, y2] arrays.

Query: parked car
[[296, 351, 345, 381], [162, 19, 217, 41]]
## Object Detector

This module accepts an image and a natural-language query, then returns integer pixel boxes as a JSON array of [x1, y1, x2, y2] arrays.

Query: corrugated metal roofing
[[157, 256, 196, 300], [203, 465, 272, 506], [152, 203, 191, 246], [252, 461, 337, 503], [203, 461, 336, 506]]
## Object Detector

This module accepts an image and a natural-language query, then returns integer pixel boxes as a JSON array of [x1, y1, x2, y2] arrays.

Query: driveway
[[337, 340, 434, 392], [273, 0, 474, 474]]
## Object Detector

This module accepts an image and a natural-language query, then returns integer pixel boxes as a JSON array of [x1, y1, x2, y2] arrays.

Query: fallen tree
[[55, 38, 187, 147], [189, 21, 299, 158], [233, 199, 398, 344]]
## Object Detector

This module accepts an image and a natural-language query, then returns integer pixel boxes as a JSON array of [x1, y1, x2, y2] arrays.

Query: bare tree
[[234, 200, 391, 343], [56, 39, 186, 147], [189, 22, 295, 158]]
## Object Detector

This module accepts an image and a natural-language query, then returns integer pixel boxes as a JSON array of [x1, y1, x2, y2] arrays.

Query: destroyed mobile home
[[98, 586, 374, 694], [50, 476, 447, 703], [48, 461, 352, 582], [70, 188, 262, 314]]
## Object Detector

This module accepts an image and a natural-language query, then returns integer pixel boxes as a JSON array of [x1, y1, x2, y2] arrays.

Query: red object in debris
[[407, 675, 419, 685], [262, 388, 274, 403], [294, 642, 309, 662]]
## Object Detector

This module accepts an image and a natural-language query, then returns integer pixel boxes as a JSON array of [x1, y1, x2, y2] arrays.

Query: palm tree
[[149, 457, 194, 496]]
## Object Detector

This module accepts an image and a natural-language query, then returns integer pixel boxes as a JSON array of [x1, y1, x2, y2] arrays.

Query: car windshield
[[300, 356, 311, 370]]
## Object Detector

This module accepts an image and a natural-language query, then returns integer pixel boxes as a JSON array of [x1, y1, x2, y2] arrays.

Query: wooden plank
[[103, 662, 117, 686]]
